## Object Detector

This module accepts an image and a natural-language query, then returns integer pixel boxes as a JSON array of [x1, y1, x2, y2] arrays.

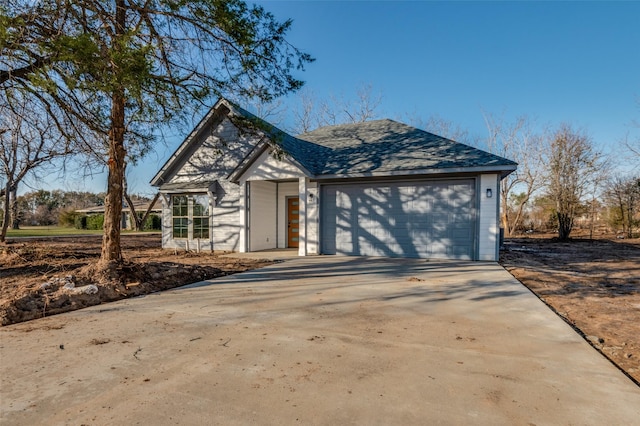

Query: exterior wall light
[[486, 188, 493, 198]]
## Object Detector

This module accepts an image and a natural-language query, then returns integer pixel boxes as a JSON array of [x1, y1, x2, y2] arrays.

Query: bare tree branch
[[483, 111, 547, 236], [0, 89, 74, 241], [544, 124, 605, 240]]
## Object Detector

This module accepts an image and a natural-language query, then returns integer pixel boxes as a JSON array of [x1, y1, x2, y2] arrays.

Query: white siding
[[239, 182, 247, 252], [249, 181, 277, 251], [171, 118, 255, 183], [160, 117, 257, 251], [211, 180, 241, 251], [478, 173, 500, 261], [236, 150, 309, 251], [161, 193, 172, 249], [297, 178, 320, 255], [244, 150, 306, 181], [306, 181, 319, 254], [298, 178, 308, 256]]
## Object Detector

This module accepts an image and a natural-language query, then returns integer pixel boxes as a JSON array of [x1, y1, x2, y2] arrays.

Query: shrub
[[75, 215, 88, 230], [144, 214, 162, 230], [59, 210, 81, 227], [86, 214, 104, 230]]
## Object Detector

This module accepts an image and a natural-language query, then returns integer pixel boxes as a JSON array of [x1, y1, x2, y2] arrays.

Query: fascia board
[[227, 139, 270, 183], [313, 165, 517, 180], [229, 141, 314, 183]]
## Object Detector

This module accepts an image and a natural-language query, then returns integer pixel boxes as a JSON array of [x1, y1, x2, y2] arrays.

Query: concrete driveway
[[1, 257, 639, 425]]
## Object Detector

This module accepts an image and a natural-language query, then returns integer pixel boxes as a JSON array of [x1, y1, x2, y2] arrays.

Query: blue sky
[[264, 1, 639, 142], [36, 1, 640, 195]]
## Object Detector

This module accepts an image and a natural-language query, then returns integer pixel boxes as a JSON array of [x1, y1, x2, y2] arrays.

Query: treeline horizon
[[0, 189, 154, 228]]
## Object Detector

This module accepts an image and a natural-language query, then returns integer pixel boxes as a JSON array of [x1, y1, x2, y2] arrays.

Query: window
[[192, 195, 210, 239], [171, 194, 210, 239], [172, 195, 188, 238]]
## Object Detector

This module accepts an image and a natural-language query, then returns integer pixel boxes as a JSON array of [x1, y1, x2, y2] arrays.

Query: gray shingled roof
[[294, 119, 517, 176], [155, 98, 516, 185], [228, 107, 517, 178], [225, 103, 329, 175]]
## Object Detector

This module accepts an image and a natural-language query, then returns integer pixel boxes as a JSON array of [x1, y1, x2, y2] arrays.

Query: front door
[[287, 197, 300, 248]]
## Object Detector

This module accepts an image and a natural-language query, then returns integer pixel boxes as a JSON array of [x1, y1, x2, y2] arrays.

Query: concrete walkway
[[220, 248, 300, 261], [1, 257, 639, 425]]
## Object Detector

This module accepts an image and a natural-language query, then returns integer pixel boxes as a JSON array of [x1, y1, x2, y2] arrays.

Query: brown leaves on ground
[[0, 234, 272, 326], [500, 235, 640, 385]]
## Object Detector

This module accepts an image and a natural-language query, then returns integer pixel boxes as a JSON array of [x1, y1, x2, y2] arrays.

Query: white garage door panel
[[321, 180, 475, 259]]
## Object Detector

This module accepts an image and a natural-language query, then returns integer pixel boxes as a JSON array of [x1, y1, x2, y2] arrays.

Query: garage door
[[321, 180, 476, 259]]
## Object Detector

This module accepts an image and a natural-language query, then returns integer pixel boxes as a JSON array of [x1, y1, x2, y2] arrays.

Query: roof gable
[[151, 98, 230, 187], [151, 98, 292, 187], [153, 98, 325, 187], [240, 148, 308, 182]]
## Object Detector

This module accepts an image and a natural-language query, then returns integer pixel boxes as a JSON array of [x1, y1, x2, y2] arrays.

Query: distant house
[[150, 99, 517, 260], [76, 199, 162, 230]]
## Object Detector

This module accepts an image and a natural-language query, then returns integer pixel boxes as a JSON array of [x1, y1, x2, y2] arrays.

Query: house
[[151, 99, 517, 260], [76, 199, 162, 230]]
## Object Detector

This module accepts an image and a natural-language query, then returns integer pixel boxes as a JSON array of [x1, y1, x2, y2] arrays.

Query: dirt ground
[[500, 235, 640, 385], [2, 233, 639, 386], [0, 234, 272, 326], [4, 256, 639, 425]]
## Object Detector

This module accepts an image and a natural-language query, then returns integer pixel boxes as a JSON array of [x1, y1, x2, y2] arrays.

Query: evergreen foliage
[[1, 0, 312, 263]]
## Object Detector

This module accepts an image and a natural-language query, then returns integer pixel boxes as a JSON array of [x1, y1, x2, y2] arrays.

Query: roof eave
[[228, 140, 315, 184], [228, 140, 270, 184], [314, 164, 518, 180], [158, 181, 218, 194]]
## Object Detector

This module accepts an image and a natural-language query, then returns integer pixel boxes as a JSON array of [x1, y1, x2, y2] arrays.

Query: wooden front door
[[287, 197, 300, 248]]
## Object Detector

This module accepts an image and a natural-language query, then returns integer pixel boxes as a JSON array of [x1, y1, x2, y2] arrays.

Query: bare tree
[[605, 175, 640, 238], [230, 95, 287, 129], [545, 124, 604, 240], [123, 168, 160, 232], [292, 83, 383, 133], [405, 112, 478, 147], [483, 113, 547, 236], [291, 89, 319, 134], [343, 83, 383, 123], [625, 135, 640, 159], [624, 97, 640, 161], [0, 91, 73, 242]]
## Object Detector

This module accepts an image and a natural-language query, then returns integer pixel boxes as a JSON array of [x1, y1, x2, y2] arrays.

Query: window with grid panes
[[171, 195, 189, 238], [192, 195, 210, 239]]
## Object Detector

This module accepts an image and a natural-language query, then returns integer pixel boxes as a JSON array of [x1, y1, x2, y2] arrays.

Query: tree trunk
[[100, 88, 126, 265], [510, 194, 531, 236], [122, 174, 160, 232], [557, 212, 573, 241], [501, 212, 511, 237], [500, 185, 512, 237], [135, 192, 160, 232], [618, 198, 627, 237], [123, 172, 134, 231], [0, 183, 11, 242], [99, 0, 126, 266], [627, 200, 635, 238], [9, 187, 19, 230], [123, 194, 135, 231]]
